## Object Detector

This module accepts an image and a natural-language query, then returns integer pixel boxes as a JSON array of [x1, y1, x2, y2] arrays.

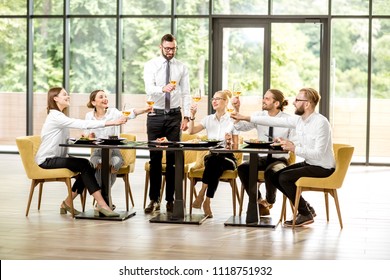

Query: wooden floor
[[1, 153, 390, 260]]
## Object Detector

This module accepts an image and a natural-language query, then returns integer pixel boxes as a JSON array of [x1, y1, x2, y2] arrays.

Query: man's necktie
[[165, 60, 170, 113], [267, 126, 274, 162]]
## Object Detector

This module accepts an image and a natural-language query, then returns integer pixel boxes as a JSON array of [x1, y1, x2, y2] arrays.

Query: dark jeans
[[146, 111, 182, 202], [238, 156, 288, 204], [39, 156, 101, 196], [272, 161, 335, 215], [202, 152, 237, 198]]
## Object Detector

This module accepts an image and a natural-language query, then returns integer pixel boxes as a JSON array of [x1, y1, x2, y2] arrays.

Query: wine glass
[[146, 96, 156, 116], [192, 88, 202, 103], [226, 100, 235, 114], [233, 82, 242, 97], [122, 103, 132, 117], [170, 80, 177, 94]]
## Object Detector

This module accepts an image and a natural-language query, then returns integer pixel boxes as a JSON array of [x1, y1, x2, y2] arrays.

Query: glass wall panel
[[122, 18, 170, 141], [70, 18, 116, 94], [213, 0, 268, 15], [330, 19, 369, 162], [70, 0, 116, 15], [271, 22, 321, 108], [33, 18, 63, 92], [0, 18, 26, 145], [0, 0, 26, 15], [332, 0, 369, 15], [370, 18, 390, 163], [272, 0, 328, 15], [123, 0, 170, 15], [373, 0, 390, 15], [69, 18, 116, 139], [177, 18, 209, 123], [34, 0, 63, 15], [176, 0, 209, 15], [32, 18, 63, 136]]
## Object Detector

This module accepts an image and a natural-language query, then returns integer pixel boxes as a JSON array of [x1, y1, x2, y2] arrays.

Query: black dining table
[[61, 140, 287, 225]]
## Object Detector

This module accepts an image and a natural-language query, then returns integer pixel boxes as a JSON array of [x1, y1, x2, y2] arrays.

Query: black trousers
[[238, 156, 288, 204], [271, 161, 335, 215], [146, 111, 182, 202], [202, 152, 237, 198], [39, 156, 101, 195]]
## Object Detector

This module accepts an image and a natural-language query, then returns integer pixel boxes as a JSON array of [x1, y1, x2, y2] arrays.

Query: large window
[[0, 0, 389, 165]]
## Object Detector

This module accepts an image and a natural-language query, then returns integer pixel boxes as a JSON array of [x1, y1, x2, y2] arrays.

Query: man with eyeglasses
[[231, 88, 335, 227], [143, 33, 191, 214], [231, 89, 294, 219]]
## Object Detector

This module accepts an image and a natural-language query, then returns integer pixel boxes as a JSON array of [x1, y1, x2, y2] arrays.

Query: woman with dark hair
[[85, 89, 150, 197], [35, 87, 127, 217]]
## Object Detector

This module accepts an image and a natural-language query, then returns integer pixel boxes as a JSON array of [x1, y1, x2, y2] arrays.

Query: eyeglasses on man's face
[[294, 98, 309, 103], [211, 97, 226, 102], [162, 46, 178, 52]]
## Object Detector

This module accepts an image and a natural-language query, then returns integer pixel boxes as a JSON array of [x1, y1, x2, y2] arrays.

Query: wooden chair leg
[[143, 170, 150, 209], [331, 189, 343, 229], [38, 183, 43, 210], [26, 180, 37, 216]]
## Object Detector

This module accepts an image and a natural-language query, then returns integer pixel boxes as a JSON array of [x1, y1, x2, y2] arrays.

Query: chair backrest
[[182, 133, 199, 164], [295, 143, 354, 189], [16, 135, 42, 179], [120, 133, 136, 167]]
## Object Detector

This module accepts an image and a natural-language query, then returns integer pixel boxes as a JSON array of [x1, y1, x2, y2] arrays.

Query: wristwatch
[[183, 116, 190, 121]]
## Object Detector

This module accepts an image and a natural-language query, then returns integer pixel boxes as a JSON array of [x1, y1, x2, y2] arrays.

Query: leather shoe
[[60, 201, 81, 215], [144, 200, 160, 214], [94, 205, 120, 217], [166, 201, 174, 212], [284, 213, 314, 227]]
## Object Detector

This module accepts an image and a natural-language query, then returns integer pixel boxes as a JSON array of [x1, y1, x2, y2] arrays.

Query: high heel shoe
[[60, 201, 81, 215], [94, 205, 120, 217], [203, 199, 213, 218], [192, 194, 204, 209]]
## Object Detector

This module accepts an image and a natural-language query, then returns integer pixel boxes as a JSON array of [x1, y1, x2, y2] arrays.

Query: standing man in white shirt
[[231, 88, 335, 226], [143, 33, 191, 214]]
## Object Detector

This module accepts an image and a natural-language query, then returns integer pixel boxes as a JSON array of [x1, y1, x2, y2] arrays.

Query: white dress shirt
[[85, 107, 136, 138], [35, 110, 106, 165], [144, 55, 191, 117], [200, 113, 239, 140], [235, 110, 293, 160], [249, 112, 335, 169]]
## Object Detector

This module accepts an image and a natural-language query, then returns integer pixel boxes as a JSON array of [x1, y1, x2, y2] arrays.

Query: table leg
[[149, 149, 207, 225], [224, 152, 276, 228], [75, 147, 136, 221]]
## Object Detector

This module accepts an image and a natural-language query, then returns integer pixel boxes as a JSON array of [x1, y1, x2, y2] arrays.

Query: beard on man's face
[[295, 106, 304, 116]]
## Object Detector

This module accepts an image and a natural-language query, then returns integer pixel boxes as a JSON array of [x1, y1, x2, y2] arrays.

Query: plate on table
[[203, 139, 223, 147], [177, 141, 209, 147], [244, 140, 273, 148], [74, 138, 97, 145], [270, 142, 283, 150], [99, 138, 127, 145], [148, 140, 177, 147]]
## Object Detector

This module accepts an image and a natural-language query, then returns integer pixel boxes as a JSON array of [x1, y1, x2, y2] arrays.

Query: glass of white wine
[[122, 103, 132, 117], [192, 88, 202, 103], [170, 80, 177, 94], [226, 100, 235, 114], [146, 96, 156, 116], [233, 82, 242, 97]]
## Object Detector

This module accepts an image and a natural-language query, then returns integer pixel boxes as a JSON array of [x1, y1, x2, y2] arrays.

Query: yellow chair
[[116, 133, 137, 211], [279, 144, 354, 229], [143, 133, 198, 208], [84, 133, 137, 211], [238, 151, 296, 216], [188, 150, 243, 216], [16, 135, 79, 217]]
